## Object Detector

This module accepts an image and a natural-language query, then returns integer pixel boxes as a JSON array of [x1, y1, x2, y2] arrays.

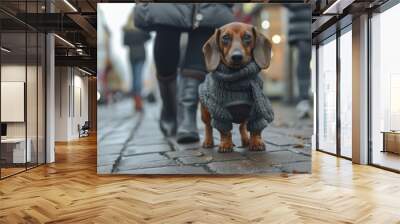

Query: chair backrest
[[82, 121, 90, 129]]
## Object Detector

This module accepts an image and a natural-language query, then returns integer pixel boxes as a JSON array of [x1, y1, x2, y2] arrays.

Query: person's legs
[[176, 28, 214, 143], [131, 60, 144, 96], [295, 40, 312, 119], [182, 28, 214, 74], [154, 30, 181, 136], [296, 40, 311, 101], [131, 59, 145, 111], [154, 30, 181, 78]]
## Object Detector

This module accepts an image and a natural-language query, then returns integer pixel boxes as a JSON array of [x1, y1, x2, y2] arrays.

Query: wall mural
[[97, 3, 313, 174]]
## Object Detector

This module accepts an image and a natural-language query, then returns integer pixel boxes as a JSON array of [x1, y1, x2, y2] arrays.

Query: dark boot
[[176, 73, 204, 143], [157, 74, 177, 137]]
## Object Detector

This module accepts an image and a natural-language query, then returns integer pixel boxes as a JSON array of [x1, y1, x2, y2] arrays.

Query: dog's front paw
[[202, 139, 214, 148], [249, 139, 266, 151], [218, 142, 234, 153]]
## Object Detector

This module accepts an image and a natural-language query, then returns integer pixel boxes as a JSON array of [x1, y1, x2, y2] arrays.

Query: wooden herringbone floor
[[1, 135, 400, 224]]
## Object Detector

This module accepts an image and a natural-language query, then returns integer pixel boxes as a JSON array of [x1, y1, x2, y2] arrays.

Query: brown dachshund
[[199, 22, 273, 153]]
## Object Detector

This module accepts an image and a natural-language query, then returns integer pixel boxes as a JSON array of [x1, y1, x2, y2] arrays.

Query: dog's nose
[[231, 52, 243, 63]]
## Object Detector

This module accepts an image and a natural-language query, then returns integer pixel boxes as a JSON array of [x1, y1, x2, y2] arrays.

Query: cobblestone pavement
[[98, 99, 312, 174]]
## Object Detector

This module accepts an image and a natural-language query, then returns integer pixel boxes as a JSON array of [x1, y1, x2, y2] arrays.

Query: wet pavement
[[98, 99, 312, 174]]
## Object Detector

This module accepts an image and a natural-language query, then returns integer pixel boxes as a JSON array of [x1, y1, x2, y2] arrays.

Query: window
[[339, 28, 352, 158], [317, 36, 337, 154], [0, 1, 47, 179], [370, 3, 400, 171]]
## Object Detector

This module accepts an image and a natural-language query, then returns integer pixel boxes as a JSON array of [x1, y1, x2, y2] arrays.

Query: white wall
[[55, 66, 69, 141], [1, 65, 26, 139], [55, 67, 89, 141], [71, 73, 89, 138]]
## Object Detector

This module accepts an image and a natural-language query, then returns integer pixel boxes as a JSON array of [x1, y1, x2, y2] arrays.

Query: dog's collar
[[212, 61, 261, 82]]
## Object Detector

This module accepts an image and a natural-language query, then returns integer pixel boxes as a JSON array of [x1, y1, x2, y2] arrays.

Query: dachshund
[[199, 22, 273, 153]]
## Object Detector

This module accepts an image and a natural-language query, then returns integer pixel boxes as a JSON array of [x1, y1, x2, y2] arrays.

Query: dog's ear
[[203, 29, 220, 72], [252, 27, 272, 69]]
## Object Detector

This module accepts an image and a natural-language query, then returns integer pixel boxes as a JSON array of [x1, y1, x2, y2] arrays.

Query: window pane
[[318, 37, 337, 154], [1, 31, 27, 177], [340, 29, 352, 158], [27, 31, 38, 169], [371, 4, 400, 171]]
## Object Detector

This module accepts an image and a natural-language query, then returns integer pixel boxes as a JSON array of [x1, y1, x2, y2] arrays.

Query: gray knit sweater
[[199, 61, 274, 132]]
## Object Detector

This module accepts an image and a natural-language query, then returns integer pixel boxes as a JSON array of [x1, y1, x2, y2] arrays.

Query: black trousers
[[294, 40, 311, 100], [154, 28, 214, 79]]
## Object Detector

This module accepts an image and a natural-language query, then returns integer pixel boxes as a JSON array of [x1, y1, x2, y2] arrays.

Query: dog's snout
[[231, 51, 243, 63]]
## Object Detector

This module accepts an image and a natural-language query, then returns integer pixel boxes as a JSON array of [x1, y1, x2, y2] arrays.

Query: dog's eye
[[222, 35, 231, 44], [243, 34, 252, 44]]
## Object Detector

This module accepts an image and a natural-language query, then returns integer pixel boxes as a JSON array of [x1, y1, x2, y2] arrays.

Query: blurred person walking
[[99, 24, 123, 105], [286, 5, 312, 119], [123, 11, 151, 112], [134, 4, 234, 142]]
